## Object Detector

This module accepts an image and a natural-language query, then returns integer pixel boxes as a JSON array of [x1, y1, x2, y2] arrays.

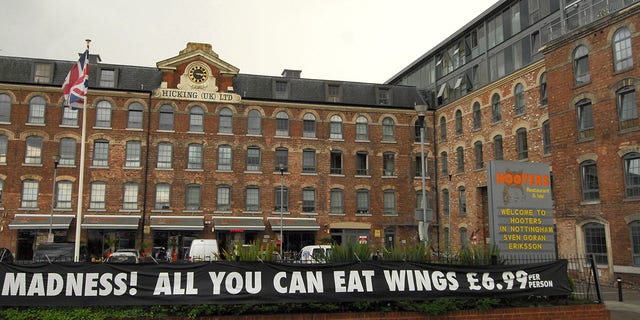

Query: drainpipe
[[432, 109, 440, 257], [139, 92, 152, 249]]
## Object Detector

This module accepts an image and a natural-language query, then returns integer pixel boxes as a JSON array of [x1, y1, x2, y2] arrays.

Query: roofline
[[385, 0, 509, 84]]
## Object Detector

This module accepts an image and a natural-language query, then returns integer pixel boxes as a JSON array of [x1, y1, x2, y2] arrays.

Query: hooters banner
[[0, 260, 570, 307]]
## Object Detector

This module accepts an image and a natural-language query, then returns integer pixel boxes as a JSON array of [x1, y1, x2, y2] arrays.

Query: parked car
[[300, 245, 332, 263], [33, 243, 88, 263], [114, 248, 140, 261], [106, 251, 138, 264], [0, 248, 14, 263], [188, 239, 219, 262]]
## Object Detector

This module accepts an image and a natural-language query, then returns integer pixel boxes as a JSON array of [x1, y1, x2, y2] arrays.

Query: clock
[[188, 64, 208, 84]]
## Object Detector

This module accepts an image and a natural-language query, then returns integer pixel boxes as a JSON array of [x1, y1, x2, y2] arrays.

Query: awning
[[212, 216, 265, 231], [82, 215, 140, 229], [268, 218, 320, 231], [330, 222, 371, 230], [150, 216, 204, 230], [8, 214, 74, 230]]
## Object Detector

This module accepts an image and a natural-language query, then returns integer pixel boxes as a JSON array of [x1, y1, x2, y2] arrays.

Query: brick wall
[[161, 304, 609, 320]]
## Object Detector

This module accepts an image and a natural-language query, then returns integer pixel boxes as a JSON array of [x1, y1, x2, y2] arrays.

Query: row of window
[[2, 135, 404, 177], [576, 86, 639, 140], [580, 153, 640, 201], [0, 97, 400, 142], [7, 179, 406, 216], [438, 126, 545, 176], [438, 76, 547, 144]]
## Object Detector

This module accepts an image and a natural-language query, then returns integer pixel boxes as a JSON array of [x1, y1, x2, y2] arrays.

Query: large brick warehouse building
[[0, 0, 639, 285]]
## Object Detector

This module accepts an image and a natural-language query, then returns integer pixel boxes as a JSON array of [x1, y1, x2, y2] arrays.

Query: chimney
[[281, 69, 301, 79]]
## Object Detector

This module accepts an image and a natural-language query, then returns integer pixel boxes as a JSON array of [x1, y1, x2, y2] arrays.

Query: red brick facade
[[543, 6, 640, 284]]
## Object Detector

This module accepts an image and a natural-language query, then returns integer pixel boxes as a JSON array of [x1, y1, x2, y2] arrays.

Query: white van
[[188, 239, 219, 262], [300, 245, 332, 263]]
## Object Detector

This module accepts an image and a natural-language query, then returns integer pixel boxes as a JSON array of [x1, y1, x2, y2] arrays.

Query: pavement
[[601, 285, 640, 320]]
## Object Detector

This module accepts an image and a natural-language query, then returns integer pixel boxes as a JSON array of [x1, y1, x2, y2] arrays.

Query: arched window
[[580, 160, 599, 201], [0, 135, 7, 163], [441, 151, 448, 176], [330, 115, 343, 139], [302, 113, 316, 138], [630, 221, 640, 266], [21, 179, 39, 208], [458, 186, 466, 216], [493, 135, 503, 160], [187, 143, 203, 170], [442, 189, 450, 216], [617, 86, 638, 130], [186, 184, 202, 211], [574, 45, 590, 85], [472, 102, 481, 129], [127, 102, 144, 129], [155, 183, 171, 210], [217, 145, 232, 171], [275, 111, 289, 136], [455, 110, 463, 135], [89, 181, 106, 209], [456, 146, 464, 173], [439, 116, 447, 141], [576, 99, 594, 140], [28, 96, 46, 124], [623, 152, 640, 198], [158, 104, 174, 131], [216, 185, 231, 211], [245, 186, 260, 212], [491, 93, 501, 123], [356, 116, 369, 140], [382, 117, 395, 141], [516, 128, 528, 160], [156, 142, 172, 169], [55, 180, 72, 209], [189, 106, 204, 132], [59, 137, 76, 166], [613, 27, 633, 72], [218, 107, 233, 133], [474, 141, 483, 169], [514, 83, 525, 115], [542, 120, 551, 155], [95, 100, 112, 128], [0, 94, 12, 123], [540, 72, 548, 105], [25, 136, 43, 164], [330, 188, 344, 214], [356, 189, 370, 215], [383, 189, 396, 215], [247, 109, 262, 135], [583, 222, 607, 264]]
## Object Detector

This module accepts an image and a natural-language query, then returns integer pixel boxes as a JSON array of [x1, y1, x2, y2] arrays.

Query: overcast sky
[[1, 0, 497, 84]]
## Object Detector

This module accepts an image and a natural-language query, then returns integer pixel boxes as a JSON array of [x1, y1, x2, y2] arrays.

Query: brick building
[[387, 0, 640, 283], [0, 43, 427, 261], [542, 2, 640, 283]]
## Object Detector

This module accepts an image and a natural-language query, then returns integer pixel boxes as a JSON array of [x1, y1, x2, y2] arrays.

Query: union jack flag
[[61, 48, 89, 108]]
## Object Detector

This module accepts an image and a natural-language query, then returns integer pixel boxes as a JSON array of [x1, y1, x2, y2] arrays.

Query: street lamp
[[414, 104, 429, 248], [279, 163, 285, 258], [49, 155, 60, 243]]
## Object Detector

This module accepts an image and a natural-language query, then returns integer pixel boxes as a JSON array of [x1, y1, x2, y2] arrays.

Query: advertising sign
[[0, 260, 570, 307], [487, 161, 556, 261]]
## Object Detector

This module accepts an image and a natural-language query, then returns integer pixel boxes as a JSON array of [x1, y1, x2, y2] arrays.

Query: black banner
[[0, 260, 570, 306]]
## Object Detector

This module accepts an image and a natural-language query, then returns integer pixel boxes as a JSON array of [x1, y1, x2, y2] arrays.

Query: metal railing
[[542, 0, 639, 44]]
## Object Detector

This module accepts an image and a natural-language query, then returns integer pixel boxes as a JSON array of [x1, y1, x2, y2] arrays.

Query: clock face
[[188, 64, 208, 83]]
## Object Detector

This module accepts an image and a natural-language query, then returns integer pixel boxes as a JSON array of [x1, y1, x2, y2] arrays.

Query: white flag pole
[[74, 39, 91, 262]]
